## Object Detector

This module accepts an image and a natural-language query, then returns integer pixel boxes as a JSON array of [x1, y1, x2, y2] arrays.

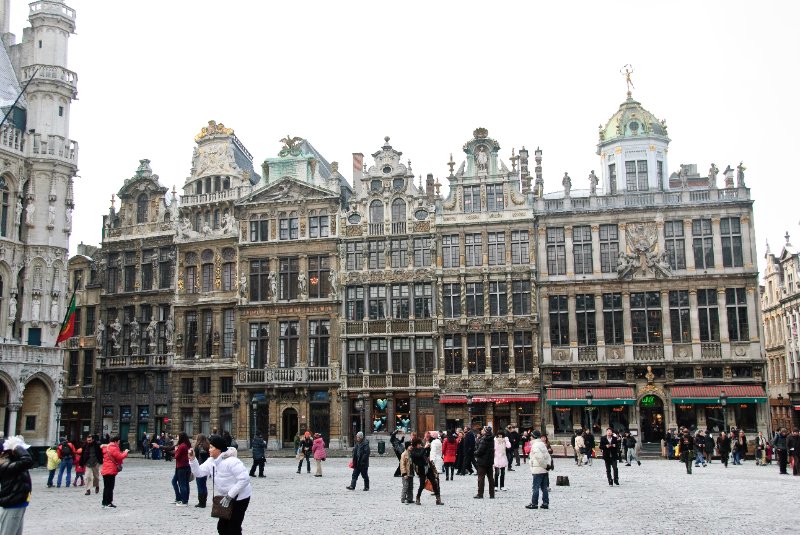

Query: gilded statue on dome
[[195, 120, 234, 142]]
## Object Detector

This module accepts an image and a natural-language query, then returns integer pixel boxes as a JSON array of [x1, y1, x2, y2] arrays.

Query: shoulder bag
[[210, 466, 233, 520]]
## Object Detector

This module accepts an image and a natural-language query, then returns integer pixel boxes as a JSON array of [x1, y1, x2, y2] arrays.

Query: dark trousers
[[680, 451, 693, 474], [443, 462, 455, 480], [102, 474, 116, 505], [172, 466, 191, 503], [350, 464, 369, 489], [720, 451, 729, 467], [476, 465, 495, 498], [415, 467, 440, 499], [217, 496, 249, 535], [463, 453, 475, 474], [778, 449, 789, 473], [250, 457, 265, 476], [494, 467, 505, 488], [297, 452, 310, 472], [604, 458, 618, 483], [793, 454, 800, 475]]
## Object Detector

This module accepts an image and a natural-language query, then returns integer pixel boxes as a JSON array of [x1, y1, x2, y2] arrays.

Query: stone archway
[[638, 393, 665, 444], [281, 407, 298, 447]]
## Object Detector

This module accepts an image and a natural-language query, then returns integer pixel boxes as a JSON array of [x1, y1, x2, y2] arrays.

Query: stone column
[[661, 289, 672, 347], [711, 217, 723, 270], [718, 288, 730, 359], [684, 219, 695, 271], [594, 294, 605, 351], [538, 227, 548, 277], [564, 226, 574, 276], [622, 291, 632, 360], [6, 402, 21, 438], [741, 215, 754, 269], [689, 290, 700, 358], [746, 287, 759, 342], [591, 225, 601, 274], [567, 290, 578, 347]]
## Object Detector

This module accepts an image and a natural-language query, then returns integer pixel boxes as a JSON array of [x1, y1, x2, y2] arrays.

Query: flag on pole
[[56, 291, 77, 344]]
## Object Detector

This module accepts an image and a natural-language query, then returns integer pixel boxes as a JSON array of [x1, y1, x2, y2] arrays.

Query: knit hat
[[208, 435, 227, 451], [532, 429, 542, 438], [356, 431, 364, 439]]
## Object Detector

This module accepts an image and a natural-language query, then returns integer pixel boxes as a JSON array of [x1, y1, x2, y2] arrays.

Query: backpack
[[59, 442, 73, 459]]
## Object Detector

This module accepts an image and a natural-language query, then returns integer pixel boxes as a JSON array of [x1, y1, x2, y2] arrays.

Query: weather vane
[[620, 64, 634, 97]]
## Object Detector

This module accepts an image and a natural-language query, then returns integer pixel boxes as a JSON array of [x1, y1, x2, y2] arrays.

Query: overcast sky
[[12, 1, 799, 276]]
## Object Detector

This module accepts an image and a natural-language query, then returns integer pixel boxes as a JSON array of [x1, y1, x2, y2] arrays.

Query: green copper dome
[[598, 95, 669, 145]]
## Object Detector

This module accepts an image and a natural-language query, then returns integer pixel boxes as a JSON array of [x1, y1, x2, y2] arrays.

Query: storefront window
[[372, 398, 388, 432], [704, 405, 725, 433], [470, 403, 486, 427], [581, 407, 599, 433], [516, 403, 535, 431], [609, 406, 629, 432], [553, 407, 573, 433], [734, 403, 757, 433], [675, 404, 697, 430], [552, 369, 569, 383], [395, 398, 410, 432]]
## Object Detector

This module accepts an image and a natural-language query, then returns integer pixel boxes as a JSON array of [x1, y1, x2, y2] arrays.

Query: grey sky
[[12, 1, 798, 276]]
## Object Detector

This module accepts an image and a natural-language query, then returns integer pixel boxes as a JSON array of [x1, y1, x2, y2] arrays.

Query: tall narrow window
[[248, 322, 269, 368], [549, 295, 569, 346], [697, 289, 720, 342], [575, 294, 596, 346], [466, 282, 484, 317], [721, 217, 743, 268], [249, 216, 269, 242], [608, 163, 617, 194], [202, 309, 213, 358], [309, 319, 330, 367], [185, 310, 198, 359], [512, 280, 531, 315], [347, 340, 365, 374], [514, 331, 533, 372], [249, 259, 270, 301], [68, 351, 79, 384], [368, 285, 386, 320], [0, 183, 8, 237], [443, 283, 461, 318], [442, 235, 460, 268], [413, 237, 431, 267], [368, 338, 388, 374], [486, 184, 504, 212], [664, 220, 686, 270], [279, 257, 299, 300], [599, 224, 619, 273], [511, 230, 529, 265], [391, 338, 411, 373], [573, 225, 593, 274], [444, 334, 462, 374], [159, 247, 172, 289], [369, 200, 384, 225], [391, 199, 406, 224], [692, 219, 714, 269], [630, 292, 662, 344], [490, 332, 509, 373], [669, 290, 691, 343], [625, 160, 648, 191], [489, 281, 507, 316], [368, 240, 386, 269], [140, 249, 153, 290], [201, 262, 213, 292], [307, 256, 330, 299], [136, 193, 148, 224], [414, 283, 432, 318], [346, 242, 363, 270], [346, 286, 364, 320], [463, 185, 481, 213], [222, 262, 235, 291], [279, 320, 299, 367], [603, 293, 623, 345], [391, 284, 410, 319], [309, 214, 329, 238], [726, 287, 749, 341], [390, 238, 408, 268], [467, 333, 486, 373], [487, 232, 505, 266], [85, 306, 96, 336], [415, 337, 434, 372], [222, 309, 234, 358], [546, 227, 566, 275], [82, 350, 94, 385], [73, 307, 82, 340], [124, 252, 136, 292], [279, 217, 299, 240], [465, 234, 482, 267]]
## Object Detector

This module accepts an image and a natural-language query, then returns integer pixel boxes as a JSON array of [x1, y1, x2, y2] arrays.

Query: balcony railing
[[30, 1, 76, 20], [391, 221, 406, 234], [30, 133, 78, 162], [180, 185, 253, 207], [22, 64, 77, 90], [368, 223, 384, 235], [578, 346, 598, 362], [237, 367, 338, 385], [633, 344, 664, 361], [0, 125, 24, 153], [179, 394, 195, 404], [539, 187, 749, 214], [99, 354, 173, 368], [701, 342, 722, 359], [219, 393, 234, 404], [343, 373, 437, 389]]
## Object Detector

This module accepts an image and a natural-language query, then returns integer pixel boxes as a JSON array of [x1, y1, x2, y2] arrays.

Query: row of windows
[[102, 373, 170, 394], [547, 289, 750, 347], [345, 337, 435, 374], [250, 256, 331, 301], [181, 376, 234, 395], [545, 218, 743, 275], [551, 366, 754, 383], [442, 331, 535, 374], [184, 309, 236, 359], [442, 230, 530, 268], [248, 319, 330, 368], [249, 215, 331, 242], [346, 237, 433, 270], [106, 248, 173, 293], [606, 160, 664, 194]]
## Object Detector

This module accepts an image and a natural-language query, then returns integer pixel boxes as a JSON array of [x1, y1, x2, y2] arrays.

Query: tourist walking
[[787, 428, 800, 475], [346, 431, 370, 491], [474, 426, 495, 499], [583, 430, 595, 465], [678, 428, 694, 474], [508, 425, 521, 468], [188, 434, 252, 535], [100, 435, 129, 508], [249, 432, 266, 478], [600, 428, 620, 486], [311, 433, 326, 477], [194, 434, 210, 508], [624, 431, 640, 466], [732, 430, 747, 465], [45, 443, 59, 488], [410, 437, 442, 505], [429, 431, 443, 475], [575, 431, 586, 466], [390, 429, 405, 477], [755, 431, 769, 466], [716, 431, 731, 467], [73, 447, 85, 487], [525, 430, 551, 510], [399, 443, 413, 503], [493, 430, 511, 491], [56, 436, 76, 488], [521, 431, 532, 464], [442, 432, 457, 481], [694, 430, 707, 467], [461, 427, 476, 475], [141, 433, 150, 459], [774, 428, 789, 474], [296, 431, 312, 474], [0, 436, 33, 534], [172, 432, 192, 506]]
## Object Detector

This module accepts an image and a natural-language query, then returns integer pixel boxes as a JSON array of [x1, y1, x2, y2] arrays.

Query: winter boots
[[195, 493, 207, 508]]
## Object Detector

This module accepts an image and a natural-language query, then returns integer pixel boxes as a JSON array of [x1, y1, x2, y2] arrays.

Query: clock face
[[348, 213, 361, 224], [414, 209, 428, 220], [629, 121, 639, 132]]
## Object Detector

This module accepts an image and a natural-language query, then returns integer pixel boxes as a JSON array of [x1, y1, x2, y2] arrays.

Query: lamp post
[[250, 397, 258, 443], [585, 390, 594, 433], [778, 393, 784, 430], [356, 394, 365, 436], [54, 399, 63, 442], [466, 393, 473, 429], [232, 401, 240, 439], [719, 390, 728, 433]]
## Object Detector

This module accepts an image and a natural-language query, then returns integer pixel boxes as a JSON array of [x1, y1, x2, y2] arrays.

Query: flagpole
[[56, 289, 77, 346]]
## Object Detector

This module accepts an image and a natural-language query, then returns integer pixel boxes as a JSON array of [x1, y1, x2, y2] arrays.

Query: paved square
[[23, 454, 795, 533]]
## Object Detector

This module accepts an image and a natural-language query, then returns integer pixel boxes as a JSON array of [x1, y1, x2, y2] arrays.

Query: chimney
[[426, 173, 434, 200], [519, 146, 530, 194], [352, 152, 364, 195]]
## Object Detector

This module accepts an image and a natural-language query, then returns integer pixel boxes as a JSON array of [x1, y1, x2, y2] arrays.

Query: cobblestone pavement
[[23, 454, 796, 534]]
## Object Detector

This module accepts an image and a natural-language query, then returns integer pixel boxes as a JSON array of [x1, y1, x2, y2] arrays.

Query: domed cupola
[[596, 82, 671, 195]]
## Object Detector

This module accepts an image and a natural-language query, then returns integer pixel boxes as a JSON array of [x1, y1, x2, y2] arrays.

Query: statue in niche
[[589, 170, 598, 195], [95, 318, 105, 346], [239, 275, 248, 298], [14, 197, 21, 227], [476, 146, 488, 171], [165, 316, 175, 344], [50, 297, 59, 323], [222, 212, 235, 234], [25, 203, 34, 225], [31, 296, 40, 322], [297, 271, 307, 297], [48, 205, 56, 226], [146, 318, 158, 347], [130, 320, 140, 351], [7, 295, 16, 324], [268, 271, 277, 301], [329, 270, 339, 298], [111, 317, 122, 348]]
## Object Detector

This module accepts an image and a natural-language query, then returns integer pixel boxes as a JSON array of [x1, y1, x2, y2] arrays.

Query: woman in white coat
[[429, 431, 444, 474], [575, 432, 586, 465], [493, 430, 512, 491], [188, 435, 252, 535]]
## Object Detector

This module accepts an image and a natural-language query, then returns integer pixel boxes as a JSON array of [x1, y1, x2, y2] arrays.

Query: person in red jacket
[[442, 433, 458, 481], [100, 435, 129, 508], [171, 432, 192, 506]]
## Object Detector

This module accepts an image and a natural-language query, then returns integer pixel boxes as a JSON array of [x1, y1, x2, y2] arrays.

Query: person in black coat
[[249, 432, 267, 477], [390, 430, 405, 477], [599, 428, 620, 486], [716, 432, 731, 467], [507, 426, 520, 468], [705, 432, 716, 464], [410, 437, 442, 505], [678, 428, 695, 474], [0, 436, 34, 534], [473, 426, 495, 499], [346, 432, 370, 491], [461, 428, 476, 475], [78, 434, 103, 495]]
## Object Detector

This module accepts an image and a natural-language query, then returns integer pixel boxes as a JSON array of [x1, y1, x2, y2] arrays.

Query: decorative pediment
[[192, 140, 240, 179], [244, 177, 339, 205]]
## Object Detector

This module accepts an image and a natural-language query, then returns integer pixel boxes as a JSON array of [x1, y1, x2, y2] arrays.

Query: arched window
[[391, 198, 406, 222], [0, 179, 9, 237], [213, 209, 220, 229], [195, 180, 202, 195], [369, 200, 384, 223], [214, 176, 221, 192], [194, 212, 202, 232], [136, 193, 148, 224]]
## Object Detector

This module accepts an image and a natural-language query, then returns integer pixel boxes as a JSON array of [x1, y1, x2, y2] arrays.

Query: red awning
[[440, 393, 539, 404], [670, 385, 765, 398], [546, 387, 635, 400], [793, 406, 800, 412]]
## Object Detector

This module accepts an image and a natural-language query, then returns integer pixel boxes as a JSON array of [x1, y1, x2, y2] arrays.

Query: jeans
[[681, 451, 693, 474], [0, 506, 26, 535], [196, 476, 208, 496], [695, 451, 706, 465], [297, 452, 311, 473], [216, 496, 249, 535], [732, 450, 741, 464], [172, 466, 191, 503], [531, 473, 549, 506], [47, 469, 56, 487], [494, 467, 505, 488], [56, 458, 73, 487], [350, 464, 369, 489], [401, 475, 413, 502], [626, 449, 638, 465]]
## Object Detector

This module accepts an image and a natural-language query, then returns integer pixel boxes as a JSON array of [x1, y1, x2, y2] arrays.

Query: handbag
[[210, 467, 233, 520], [348, 459, 354, 469], [423, 479, 433, 492]]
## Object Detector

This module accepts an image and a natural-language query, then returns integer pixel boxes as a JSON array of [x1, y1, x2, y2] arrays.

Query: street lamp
[[54, 399, 63, 442], [356, 394, 365, 436], [719, 390, 728, 433], [585, 390, 594, 433], [250, 397, 258, 443], [466, 393, 473, 429]]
